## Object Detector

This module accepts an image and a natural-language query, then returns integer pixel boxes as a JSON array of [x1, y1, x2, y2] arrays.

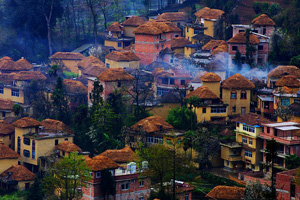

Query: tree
[[244, 181, 272, 200], [245, 29, 256, 66], [100, 169, 116, 200], [86, 0, 99, 44], [166, 106, 197, 131], [43, 152, 91, 200], [285, 154, 300, 169], [26, 177, 45, 200], [290, 55, 300, 68], [40, 0, 54, 57], [12, 104, 24, 118], [99, 0, 109, 29], [274, 106, 293, 121]]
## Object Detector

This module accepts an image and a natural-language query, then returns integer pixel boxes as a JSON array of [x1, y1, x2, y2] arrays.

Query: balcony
[[259, 132, 300, 145], [220, 142, 242, 149], [228, 154, 243, 161]]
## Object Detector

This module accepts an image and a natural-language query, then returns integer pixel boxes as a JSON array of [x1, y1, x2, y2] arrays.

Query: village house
[[257, 94, 274, 118], [55, 141, 82, 158], [0, 143, 19, 174], [221, 113, 271, 171], [267, 65, 300, 88], [134, 20, 181, 66], [0, 57, 33, 73], [171, 37, 192, 55], [77, 55, 105, 77], [194, 7, 225, 38], [184, 23, 207, 42], [122, 15, 146, 38], [0, 120, 15, 149], [156, 12, 190, 28], [276, 169, 300, 200], [200, 72, 221, 97], [205, 185, 245, 200], [259, 122, 300, 170], [50, 52, 85, 74], [0, 98, 14, 119], [63, 79, 88, 110], [105, 22, 134, 50], [221, 73, 255, 117], [202, 40, 228, 54], [13, 117, 74, 173], [0, 164, 35, 191], [105, 51, 140, 69], [286, 102, 300, 123]]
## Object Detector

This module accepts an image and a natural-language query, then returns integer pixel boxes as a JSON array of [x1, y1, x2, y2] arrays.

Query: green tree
[[100, 169, 116, 200], [12, 104, 24, 118], [290, 55, 300, 67], [166, 106, 197, 131], [26, 177, 45, 200], [244, 181, 272, 200], [285, 154, 300, 169], [43, 152, 91, 200]]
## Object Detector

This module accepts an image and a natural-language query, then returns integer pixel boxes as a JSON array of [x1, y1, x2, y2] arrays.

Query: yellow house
[[0, 164, 35, 190], [184, 24, 207, 42], [105, 51, 140, 69], [55, 141, 82, 158], [105, 22, 134, 50], [0, 143, 19, 174], [221, 73, 255, 117], [184, 44, 197, 58], [171, 37, 192, 55], [156, 12, 189, 27], [185, 86, 228, 122], [200, 72, 221, 97], [77, 56, 105, 77], [257, 95, 274, 118], [122, 15, 145, 38], [194, 7, 225, 38], [13, 117, 74, 173], [267, 65, 300, 88], [0, 98, 14, 119], [50, 52, 85, 73], [0, 120, 15, 149]]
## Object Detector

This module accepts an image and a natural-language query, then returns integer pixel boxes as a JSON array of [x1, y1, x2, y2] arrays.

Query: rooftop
[[0, 120, 14, 135], [222, 73, 255, 90], [194, 7, 225, 20], [86, 155, 119, 171], [106, 22, 123, 32], [12, 117, 40, 128], [99, 146, 135, 163], [63, 79, 87, 95], [251, 14, 276, 26], [12, 71, 47, 81], [275, 75, 300, 87], [15, 58, 33, 71], [83, 65, 106, 77], [77, 56, 104, 69], [97, 68, 134, 82], [133, 20, 181, 35], [263, 122, 299, 127], [200, 72, 221, 82], [156, 12, 188, 22], [268, 65, 300, 78], [56, 141, 82, 153], [185, 86, 220, 99], [202, 40, 227, 51], [131, 116, 173, 133], [40, 119, 73, 134], [106, 51, 140, 62], [205, 185, 245, 200], [0, 143, 19, 159], [0, 165, 35, 182], [0, 98, 14, 110], [50, 52, 85, 60], [171, 37, 192, 49], [228, 32, 260, 44], [122, 15, 145, 27], [232, 112, 272, 126], [257, 95, 273, 101]]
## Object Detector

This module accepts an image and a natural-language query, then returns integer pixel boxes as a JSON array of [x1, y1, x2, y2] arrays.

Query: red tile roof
[[12, 117, 40, 128], [106, 51, 140, 62], [98, 68, 134, 82], [275, 75, 300, 87], [77, 56, 104, 69], [156, 12, 188, 21], [107, 22, 123, 32], [185, 86, 220, 99], [0, 165, 35, 181], [0, 98, 14, 110], [56, 141, 82, 153], [194, 7, 225, 20], [12, 71, 47, 81], [99, 147, 135, 163], [15, 58, 33, 71], [63, 79, 87, 95], [134, 21, 181, 35], [252, 14, 276, 26], [232, 112, 272, 126], [40, 119, 73, 134], [50, 52, 85, 60], [268, 65, 300, 78], [222, 73, 255, 89], [171, 37, 192, 49], [228, 32, 259, 44], [0, 143, 19, 159], [131, 116, 173, 133], [86, 155, 119, 171], [0, 120, 14, 135]]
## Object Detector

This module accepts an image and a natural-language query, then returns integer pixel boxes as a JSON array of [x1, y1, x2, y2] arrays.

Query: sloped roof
[[83, 65, 106, 77], [194, 7, 224, 20], [146, 61, 172, 72], [275, 75, 300, 87], [131, 116, 173, 133], [274, 86, 295, 94], [185, 86, 220, 99], [202, 40, 227, 50], [107, 22, 123, 32], [12, 71, 47, 81], [0, 99, 14, 110], [134, 21, 181, 35], [156, 12, 188, 21], [99, 147, 135, 163], [0, 165, 35, 181], [122, 16, 145, 27], [206, 186, 245, 200], [12, 117, 40, 128], [0, 120, 14, 135], [228, 32, 260, 44], [0, 143, 19, 159], [63, 79, 87, 95], [192, 71, 208, 83], [200, 72, 221, 82], [50, 52, 85, 60], [232, 112, 272, 126], [77, 56, 104, 69], [56, 141, 82, 153], [252, 14, 276, 26], [0, 57, 19, 71], [211, 43, 228, 55], [171, 37, 192, 49], [86, 155, 119, 171], [40, 119, 73, 134], [106, 51, 140, 62], [98, 68, 134, 82], [222, 73, 255, 90], [268, 65, 300, 78], [15, 58, 33, 71]]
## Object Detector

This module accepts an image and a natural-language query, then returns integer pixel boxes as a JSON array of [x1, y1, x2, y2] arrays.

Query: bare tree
[[41, 0, 54, 57], [99, 0, 109, 29], [86, 0, 98, 44]]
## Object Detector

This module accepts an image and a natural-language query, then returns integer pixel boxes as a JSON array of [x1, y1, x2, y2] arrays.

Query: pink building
[[134, 21, 181, 66], [276, 169, 300, 200]]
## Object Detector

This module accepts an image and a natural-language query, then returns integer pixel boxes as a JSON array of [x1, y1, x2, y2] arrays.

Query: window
[[121, 183, 129, 190], [62, 151, 65, 156], [211, 107, 226, 113], [25, 183, 30, 190], [202, 108, 206, 113], [162, 78, 168, 84], [139, 198, 144, 200], [178, 139, 181, 144], [241, 91, 247, 99], [241, 107, 246, 115], [117, 82, 121, 87], [170, 58, 173, 63], [2, 112, 5, 118], [146, 136, 153, 144], [243, 125, 255, 133], [181, 80, 185, 85], [11, 89, 19, 97], [55, 139, 58, 146], [249, 138, 253, 145], [258, 45, 263, 50], [118, 42, 122, 47], [267, 127, 270, 133], [185, 194, 189, 200], [281, 99, 290, 106], [17, 136, 21, 155], [239, 30, 245, 33], [65, 138, 68, 141], [0, 88, 3, 94], [232, 106, 236, 113], [96, 172, 101, 178], [139, 180, 144, 187], [23, 150, 30, 158], [232, 46, 238, 51], [169, 78, 175, 85], [154, 136, 163, 144], [166, 139, 172, 145], [187, 28, 189, 33], [23, 138, 30, 145], [106, 63, 110, 68], [242, 137, 247, 144], [32, 140, 35, 159], [245, 150, 252, 158], [231, 91, 237, 99], [294, 99, 300, 103]]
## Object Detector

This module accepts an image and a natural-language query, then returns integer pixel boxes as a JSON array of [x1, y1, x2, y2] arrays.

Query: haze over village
[[0, 0, 300, 199]]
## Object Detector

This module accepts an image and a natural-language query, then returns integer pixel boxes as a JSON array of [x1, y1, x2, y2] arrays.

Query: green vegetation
[[166, 106, 197, 131], [63, 71, 78, 79]]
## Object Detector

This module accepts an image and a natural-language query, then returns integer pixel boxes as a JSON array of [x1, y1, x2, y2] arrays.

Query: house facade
[[105, 51, 140, 69], [50, 52, 85, 73]]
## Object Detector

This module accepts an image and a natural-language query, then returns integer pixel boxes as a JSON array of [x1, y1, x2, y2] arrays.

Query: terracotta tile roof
[[77, 56, 104, 69], [86, 155, 119, 171], [205, 186, 245, 200], [56, 141, 82, 153], [83, 65, 106, 77], [98, 68, 134, 82], [0, 57, 19, 71], [0, 165, 35, 181], [134, 21, 181, 35], [0, 143, 19, 159], [12, 117, 40, 128], [99, 147, 135, 163], [131, 116, 173, 133], [107, 22, 123, 32], [50, 52, 85, 60], [106, 51, 140, 62], [200, 72, 221, 82], [171, 37, 192, 49], [0, 98, 13, 110], [156, 12, 188, 21], [0, 120, 14, 135], [275, 75, 300, 87], [211, 43, 228, 55], [123, 44, 135, 51], [228, 32, 260, 44], [202, 40, 227, 50], [12, 71, 47, 81], [40, 119, 73, 134], [252, 14, 276, 26], [192, 71, 208, 83], [232, 112, 272, 126], [15, 58, 33, 70], [63, 79, 87, 95], [122, 16, 145, 27], [274, 86, 295, 94], [222, 73, 255, 90], [194, 7, 225, 20], [146, 61, 172, 72], [185, 86, 220, 99], [268, 65, 300, 78]]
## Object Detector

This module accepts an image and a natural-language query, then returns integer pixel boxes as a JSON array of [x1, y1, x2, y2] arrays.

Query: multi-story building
[[77, 55, 105, 77], [257, 95, 274, 118], [0, 120, 15, 149], [122, 16, 145, 38], [0, 142, 19, 174], [105, 51, 140, 69], [50, 52, 85, 73]]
